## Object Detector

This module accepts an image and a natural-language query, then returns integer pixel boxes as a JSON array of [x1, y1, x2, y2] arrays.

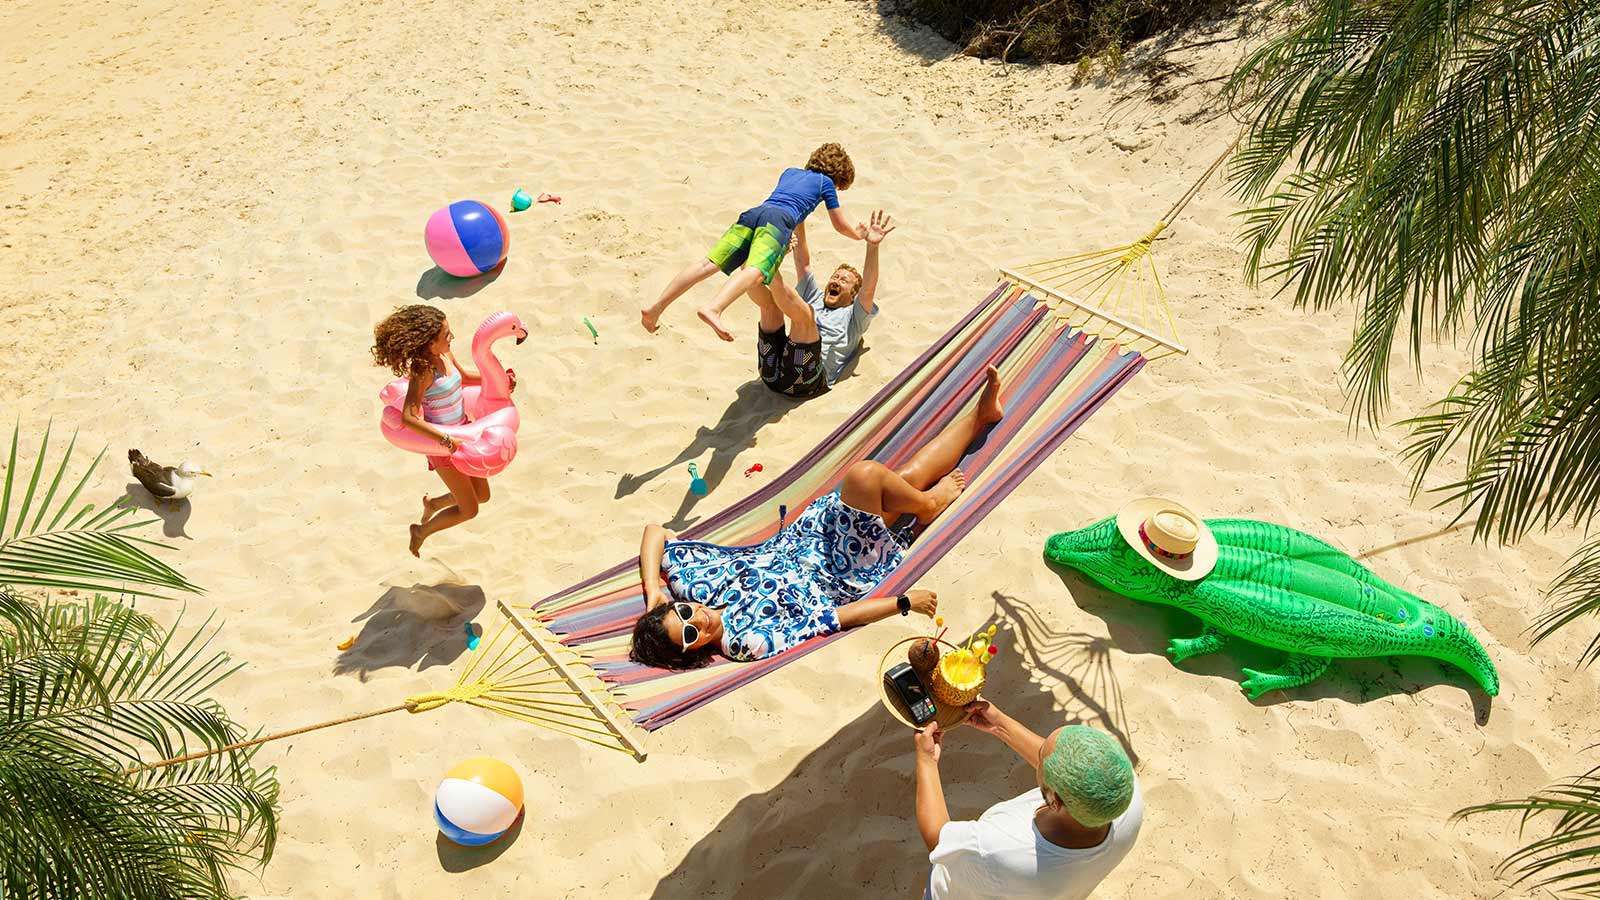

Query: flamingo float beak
[[514, 326, 529, 345]]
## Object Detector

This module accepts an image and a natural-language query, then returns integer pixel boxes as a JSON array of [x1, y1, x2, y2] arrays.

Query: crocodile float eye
[[1423, 624, 1435, 637], [1396, 608, 1407, 619]]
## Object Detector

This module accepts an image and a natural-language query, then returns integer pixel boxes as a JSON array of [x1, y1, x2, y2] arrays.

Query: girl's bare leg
[[409, 465, 481, 556], [421, 473, 489, 521], [643, 258, 720, 332], [697, 266, 764, 342], [839, 366, 1005, 526]]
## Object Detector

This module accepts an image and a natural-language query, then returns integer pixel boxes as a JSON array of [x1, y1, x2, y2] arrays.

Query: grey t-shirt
[[798, 271, 876, 384]]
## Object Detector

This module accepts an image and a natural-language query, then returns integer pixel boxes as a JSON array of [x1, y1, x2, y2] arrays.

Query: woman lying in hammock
[[629, 365, 1005, 670]]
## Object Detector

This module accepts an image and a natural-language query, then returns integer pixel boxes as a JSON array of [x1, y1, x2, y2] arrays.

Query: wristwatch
[[896, 593, 911, 616]]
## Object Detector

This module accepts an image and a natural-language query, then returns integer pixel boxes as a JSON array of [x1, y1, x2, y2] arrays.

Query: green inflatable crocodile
[[1044, 517, 1500, 699]]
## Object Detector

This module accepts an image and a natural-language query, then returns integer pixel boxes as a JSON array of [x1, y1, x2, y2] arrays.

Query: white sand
[[4, 0, 1595, 896]]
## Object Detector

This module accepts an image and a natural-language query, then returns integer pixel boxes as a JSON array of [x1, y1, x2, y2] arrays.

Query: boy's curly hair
[[371, 304, 446, 378], [806, 143, 855, 190]]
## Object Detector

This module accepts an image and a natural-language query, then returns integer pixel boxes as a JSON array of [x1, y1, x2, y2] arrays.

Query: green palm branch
[[1226, 0, 1600, 889], [0, 421, 200, 599], [0, 588, 278, 899]]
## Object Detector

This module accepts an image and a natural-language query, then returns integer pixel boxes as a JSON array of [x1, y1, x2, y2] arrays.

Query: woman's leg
[[472, 477, 490, 505], [642, 258, 720, 332], [838, 365, 1005, 526], [840, 461, 964, 526], [895, 365, 1004, 490], [409, 465, 481, 556]]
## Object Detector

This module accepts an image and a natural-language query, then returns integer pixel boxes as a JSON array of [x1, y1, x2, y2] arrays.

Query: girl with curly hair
[[371, 304, 508, 556], [640, 143, 866, 343]]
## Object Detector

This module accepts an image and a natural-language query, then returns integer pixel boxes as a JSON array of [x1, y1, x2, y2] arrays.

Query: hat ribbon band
[[1139, 523, 1194, 561]]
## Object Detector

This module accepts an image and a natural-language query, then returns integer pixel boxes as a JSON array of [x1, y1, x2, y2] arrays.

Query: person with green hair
[[913, 700, 1143, 899]]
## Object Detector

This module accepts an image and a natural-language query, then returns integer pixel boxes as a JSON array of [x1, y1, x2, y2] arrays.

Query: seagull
[[128, 449, 211, 503]]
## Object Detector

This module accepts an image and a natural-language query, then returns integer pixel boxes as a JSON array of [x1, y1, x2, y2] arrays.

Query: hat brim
[[1115, 497, 1218, 582]]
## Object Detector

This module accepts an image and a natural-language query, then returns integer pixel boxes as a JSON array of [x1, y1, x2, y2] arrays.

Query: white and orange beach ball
[[433, 757, 524, 846]]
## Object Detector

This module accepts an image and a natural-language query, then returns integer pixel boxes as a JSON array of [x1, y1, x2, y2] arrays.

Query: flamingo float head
[[475, 310, 529, 346]]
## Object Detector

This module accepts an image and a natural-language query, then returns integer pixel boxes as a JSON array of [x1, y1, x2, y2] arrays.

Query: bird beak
[[199, 471, 213, 477]]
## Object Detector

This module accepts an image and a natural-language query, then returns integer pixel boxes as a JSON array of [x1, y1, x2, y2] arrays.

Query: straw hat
[[1115, 497, 1218, 581]]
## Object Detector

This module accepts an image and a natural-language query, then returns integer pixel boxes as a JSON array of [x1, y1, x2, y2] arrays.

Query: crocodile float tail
[[1422, 606, 1500, 696]]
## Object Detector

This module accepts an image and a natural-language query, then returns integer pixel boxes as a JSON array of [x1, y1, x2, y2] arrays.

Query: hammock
[[514, 257, 1191, 759]]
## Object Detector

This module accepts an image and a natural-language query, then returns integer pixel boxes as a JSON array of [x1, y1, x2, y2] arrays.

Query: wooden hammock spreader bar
[[997, 266, 1189, 359], [495, 600, 648, 761]]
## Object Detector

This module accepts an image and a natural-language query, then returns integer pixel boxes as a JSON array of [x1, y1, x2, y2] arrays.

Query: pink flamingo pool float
[[379, 311, 528, 478]]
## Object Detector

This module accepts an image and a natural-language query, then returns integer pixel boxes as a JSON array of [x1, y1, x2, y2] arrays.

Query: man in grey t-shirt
[[788, 208, 894, 385]]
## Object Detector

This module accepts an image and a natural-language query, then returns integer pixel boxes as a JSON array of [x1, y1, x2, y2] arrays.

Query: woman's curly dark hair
[[371, 304, 446, 378], [629, 604, 718, 671], [805, 143, 855, 190]]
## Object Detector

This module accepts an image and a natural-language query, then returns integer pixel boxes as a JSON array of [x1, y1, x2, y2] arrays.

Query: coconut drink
[[928, 626, 999, 707], [908, 638, 940, 675]]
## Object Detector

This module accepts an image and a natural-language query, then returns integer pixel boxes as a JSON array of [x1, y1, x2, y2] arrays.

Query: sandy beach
[[4, 0, 1596, 896]]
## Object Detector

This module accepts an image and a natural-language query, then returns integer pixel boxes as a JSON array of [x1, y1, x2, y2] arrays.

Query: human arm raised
[[639, 524, 677, 610], [827, 205, 866, 240], [791, 220, 812, 283], [834, 589, 937, 630], [857, 209, 894, 315]]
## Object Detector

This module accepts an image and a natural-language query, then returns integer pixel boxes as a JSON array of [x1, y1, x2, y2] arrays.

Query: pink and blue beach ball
[[433, 756, 524, 846], [424, 200, 510, 277]]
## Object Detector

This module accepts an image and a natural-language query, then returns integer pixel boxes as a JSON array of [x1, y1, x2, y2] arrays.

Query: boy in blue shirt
[[640, 143, 865, 336]]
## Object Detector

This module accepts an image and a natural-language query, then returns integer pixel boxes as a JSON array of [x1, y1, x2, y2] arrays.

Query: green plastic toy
[[1045, 517, 1500, 698]]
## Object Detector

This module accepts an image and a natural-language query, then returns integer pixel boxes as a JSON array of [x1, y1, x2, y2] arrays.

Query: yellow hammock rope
[[133, 601, 646, 772], [131, 139, 1234, 771]]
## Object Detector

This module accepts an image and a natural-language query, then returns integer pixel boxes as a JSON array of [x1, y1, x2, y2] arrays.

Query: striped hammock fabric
[[515, 278, 1149, 738]]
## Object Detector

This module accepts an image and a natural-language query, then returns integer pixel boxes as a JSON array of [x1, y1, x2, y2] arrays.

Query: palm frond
[[0, 421, 200, 599], [1456, 767, 1600, 894], [1, 589, 277, 899]]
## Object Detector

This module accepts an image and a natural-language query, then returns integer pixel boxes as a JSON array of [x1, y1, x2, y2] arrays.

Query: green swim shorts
[[707, 207, 794, 285]]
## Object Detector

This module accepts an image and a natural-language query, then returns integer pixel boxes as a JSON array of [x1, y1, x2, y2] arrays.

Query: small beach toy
[[424, 200, 510, 277], [688, 463, 708, 496], [743, 463, 763, 477], [537, 192, 561, 204], [582, 317, 598, 343], [511, 189, 533, 212], [434, 757, 523, 846], [464, 621, 480, 651]]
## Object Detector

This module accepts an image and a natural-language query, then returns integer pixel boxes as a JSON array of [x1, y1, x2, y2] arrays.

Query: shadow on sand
[[122, 482, 193, 539], [1045, 560, 1494, 724], [616, 380, 809, 531], [416, 260, 504, 300], [436, 810, 526, 872], [650, 591, 1134, 897], [333, 581, 486, 682]]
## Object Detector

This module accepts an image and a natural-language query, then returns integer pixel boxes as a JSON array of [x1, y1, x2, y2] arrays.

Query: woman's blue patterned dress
[[661, 491, 910, 661]]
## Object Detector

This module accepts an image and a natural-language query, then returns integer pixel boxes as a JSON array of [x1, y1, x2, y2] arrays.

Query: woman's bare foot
[[978, 365, 1004, 425], [917, 470, 968, 525], [640, 304, 663, 334], [409, 523, 425, 557], [697, 306, 735, 342]]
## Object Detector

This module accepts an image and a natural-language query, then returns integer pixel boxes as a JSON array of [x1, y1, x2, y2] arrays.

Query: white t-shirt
[[925, 783, 1144, 900], [797, 271, 876, 384]]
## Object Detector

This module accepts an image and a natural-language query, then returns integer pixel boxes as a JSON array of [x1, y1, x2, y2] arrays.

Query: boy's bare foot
[[697, 306, 735, 342], [640, 304, 663, 334], [409, 523, 424, 557], [917, 470, 968, 525], [978, 365, 1004, 425]]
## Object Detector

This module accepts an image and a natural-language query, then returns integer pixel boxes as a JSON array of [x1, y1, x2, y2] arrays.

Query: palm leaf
[[1456, 767, 1600, 895], [0, 589, 277, 899], [0, 421, 199, 599]]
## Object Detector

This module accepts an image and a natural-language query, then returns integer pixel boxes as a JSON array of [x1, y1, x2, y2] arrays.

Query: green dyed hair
[[1041, 725, 1134, 827]]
